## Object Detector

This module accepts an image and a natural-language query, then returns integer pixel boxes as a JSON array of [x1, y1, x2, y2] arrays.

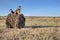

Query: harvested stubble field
[[1, 16, 60, 27], [0, 27, 60, 40], [0, 16, 60, 40]]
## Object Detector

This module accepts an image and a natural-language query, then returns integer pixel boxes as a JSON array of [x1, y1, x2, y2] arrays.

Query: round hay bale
[[6, 13, 25, 28]]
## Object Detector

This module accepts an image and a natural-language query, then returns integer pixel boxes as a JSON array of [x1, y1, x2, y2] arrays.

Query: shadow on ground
[[24, 26, 60, 28]]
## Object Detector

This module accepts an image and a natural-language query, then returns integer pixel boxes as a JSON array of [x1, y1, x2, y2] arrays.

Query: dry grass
[[1, 16, 60, 27], [0, 27, 60, 40], [0, 16, 60, 40]]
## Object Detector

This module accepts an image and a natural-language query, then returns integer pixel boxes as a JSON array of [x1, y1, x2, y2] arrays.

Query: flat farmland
[[0, 16, 60, 28], [0, 16, 60, 40]]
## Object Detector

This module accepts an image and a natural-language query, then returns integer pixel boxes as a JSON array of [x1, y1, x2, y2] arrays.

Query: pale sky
[[0, 0, 60, 16]]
